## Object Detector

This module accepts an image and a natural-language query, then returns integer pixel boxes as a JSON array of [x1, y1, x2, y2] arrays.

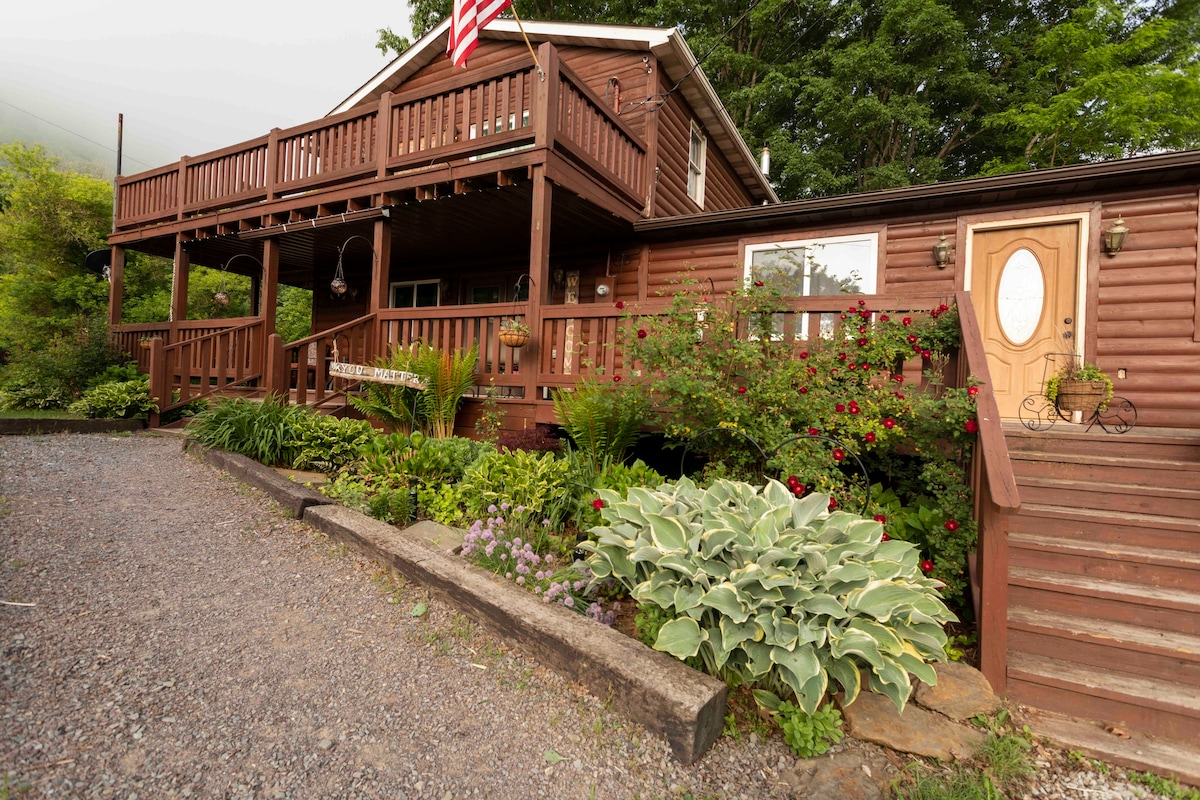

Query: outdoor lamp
[[933, 234, 952, 269], [1103, 217, 1129, 255]]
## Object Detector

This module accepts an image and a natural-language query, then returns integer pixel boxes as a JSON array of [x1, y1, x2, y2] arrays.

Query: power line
[[0, 97, 153, 170]]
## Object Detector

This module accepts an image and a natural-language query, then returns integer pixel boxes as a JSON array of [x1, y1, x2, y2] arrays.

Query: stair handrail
[[147, 318, 265, 425], [955, 289, 1020, 695]]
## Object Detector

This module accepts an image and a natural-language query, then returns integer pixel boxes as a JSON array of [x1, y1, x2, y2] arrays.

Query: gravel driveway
[[1, 432, 797, 799]]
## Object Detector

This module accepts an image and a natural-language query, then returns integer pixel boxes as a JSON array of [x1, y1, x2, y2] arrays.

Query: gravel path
[[0, 432, 1182, 800]]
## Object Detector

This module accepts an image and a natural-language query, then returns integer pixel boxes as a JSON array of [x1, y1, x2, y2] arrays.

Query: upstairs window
[[391, 279, 440, 308], [687, 122, 707, 207]]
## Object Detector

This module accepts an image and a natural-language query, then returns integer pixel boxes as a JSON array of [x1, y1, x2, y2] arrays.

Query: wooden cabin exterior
[[107, 16, 1200, 783]]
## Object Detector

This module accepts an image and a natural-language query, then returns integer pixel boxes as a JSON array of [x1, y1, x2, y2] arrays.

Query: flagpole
[[508, 4, 545, 80]]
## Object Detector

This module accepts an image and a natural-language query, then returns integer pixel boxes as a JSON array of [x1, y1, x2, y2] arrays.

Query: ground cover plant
[[620, 282, 981, 609]]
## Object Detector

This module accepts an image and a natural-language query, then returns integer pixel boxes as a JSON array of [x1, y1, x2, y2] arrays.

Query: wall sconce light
[[932, 234, 952, 269], [1103, 217, 1129, 255]]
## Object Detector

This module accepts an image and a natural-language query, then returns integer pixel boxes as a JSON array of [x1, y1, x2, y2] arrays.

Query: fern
[[412, 343, 479, 439], [553, 377, 648, 470], [348, 344, 424, 433]]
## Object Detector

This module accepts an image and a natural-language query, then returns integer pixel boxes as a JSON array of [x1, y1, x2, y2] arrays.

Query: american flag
[[448, 0, 512, 67]]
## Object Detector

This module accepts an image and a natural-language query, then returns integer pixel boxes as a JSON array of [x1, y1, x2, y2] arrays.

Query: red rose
[[865, 432, 877, 443], [637, 328, 648, 339], [880, 314, 890, 322], [612, 375, 622, 382], [754, 280, 764, 287], [615, 301, 625, 309], [965, 419, 979, 433], [857, 337, 869, 347], [967, 386, 979, 396], [840, 313, 848, 320], [913, 344, 923, 353], [808, 367, 818, 375], [737, 386, 747, 394], [858, 299, 867, 306], [920, 559, 935, 573], [848, 363, 858, 371], [893, 392, 906, 400], [907, 334, 918, 344], [922, 349, 932, 359], [850, 405, 861, 414], [839, 353, 848, 361], [828, 497, 839, 511], [858, 325, 867, 334], [832, 448, 846, 461], [873, 514, 887, 523], [808, 427, 820, 436], [939, 304, 949, 312], [893, 375, 905, 383], [944, 519, 959, 532], [799, 351, 809, 359], [799, 387, 809, 394], [861, 363, 870, 370], [882, 533, 891, 542], [883, 418, 896, 429], [835, 403, 846, 413], [592, 498, 604, 510], [793, 485, 807, 497], [902, 317, 913, 326], [787, 475, 800, 488]]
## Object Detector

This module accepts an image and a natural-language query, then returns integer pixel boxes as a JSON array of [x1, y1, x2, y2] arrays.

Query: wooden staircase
[[1002, 423, 1200, 785]]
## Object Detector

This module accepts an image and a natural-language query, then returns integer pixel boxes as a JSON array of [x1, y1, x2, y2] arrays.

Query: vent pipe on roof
[[759, 145, 770, 178]]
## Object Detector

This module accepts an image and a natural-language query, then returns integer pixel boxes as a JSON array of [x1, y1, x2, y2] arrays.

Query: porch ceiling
[[129, 182, 633, 288]]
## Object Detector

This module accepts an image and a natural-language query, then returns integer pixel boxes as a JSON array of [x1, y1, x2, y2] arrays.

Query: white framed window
[[687, 122, 707, 207], [745, 233, 879, 337], [390, 279, 440, 308]]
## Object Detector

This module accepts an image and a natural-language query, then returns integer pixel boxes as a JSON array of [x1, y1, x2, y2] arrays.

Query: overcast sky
[[0, 1, 413, 173]]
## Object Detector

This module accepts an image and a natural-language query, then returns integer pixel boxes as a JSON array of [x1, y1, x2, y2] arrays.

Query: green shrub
[[349, 345, 423, 434], [68, 377, 156, 419], [184, 394, 311, 467], [554, 376, 649, 470], [580, 477, 955, 714], [761, 698, 844, 758], [460, 449, 574, 526], [0, 319, 123, 410], [289, 415, 376, 473], [416, 483, 470, 526]]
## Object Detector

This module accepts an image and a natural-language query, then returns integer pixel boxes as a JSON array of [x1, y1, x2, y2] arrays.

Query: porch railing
[[114, 46, 647, 228], [145, 318, 265, 424], [280, 315, 378, 409]]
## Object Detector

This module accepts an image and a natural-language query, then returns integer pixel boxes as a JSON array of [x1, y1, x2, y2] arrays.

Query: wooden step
[[1009, 533, 1200, 590], [1009, 451, 1200, 491], [1007, 652, 1200, 743], [1010, 503, 1200, 552], [1008, 567, 1200, 634], [1008, 607, 1200, 686], [1003, 424, 1200, 462], [1017, 477, 1200, 518], [1023, 708, 1200, 788]]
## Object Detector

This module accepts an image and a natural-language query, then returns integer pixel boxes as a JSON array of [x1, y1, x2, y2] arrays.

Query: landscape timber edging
[[0, 418, 145, 436], [186, 442, 333, 518], [304, 503, 729, 765]]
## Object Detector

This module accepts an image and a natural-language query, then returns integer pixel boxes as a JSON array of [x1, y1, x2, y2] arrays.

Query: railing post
[[264, 333, 286, 398], [176, 156, 189, 221], [533, 42, 558, 152], [266, 128, 280, 201], [377, 92, 393, 178], [147, 337, 166, 428]]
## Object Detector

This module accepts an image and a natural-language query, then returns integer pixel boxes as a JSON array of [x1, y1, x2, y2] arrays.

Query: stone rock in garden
[[841, 691, 987, 761], [914, 662, 1002, 722], [781, 750, 891, 800]]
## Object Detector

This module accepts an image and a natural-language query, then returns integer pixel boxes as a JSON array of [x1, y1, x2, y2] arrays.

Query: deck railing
[[281, 315, 378, 409], [114, 46, 647, 228], [379, 304, 527, 393], [145, 318, 265, 424]]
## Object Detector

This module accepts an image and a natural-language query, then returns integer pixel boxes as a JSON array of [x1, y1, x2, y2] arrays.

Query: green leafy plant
[[474, 379, 506, 443], [349, 344, 424, 434], [554, 376, 649, 470], [580, 477, 956, 714], [460, 448, 574, 526], [755, 696, 844, 757], [68, 376, 156, 419], [289, 414, 375, 473], [184, 394, 310, 467], [1043, 359, 1113, 410], [411, 343, 479, 439]]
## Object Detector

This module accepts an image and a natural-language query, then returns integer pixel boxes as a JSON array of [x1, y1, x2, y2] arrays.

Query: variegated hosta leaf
[[645, 512, 690, 552], [869, 658, 913, 713], [655, 617, 705, 659], [698, 583, 751, 624], [824, 655, 862, 706], [673, 584, 704, 614]]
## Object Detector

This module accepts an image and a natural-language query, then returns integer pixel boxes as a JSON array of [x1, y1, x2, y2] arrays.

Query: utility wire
[[0, 97, 153, 170]]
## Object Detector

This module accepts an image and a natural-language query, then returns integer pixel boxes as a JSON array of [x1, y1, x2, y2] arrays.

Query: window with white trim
[[687, 122, 707, 207], [745, 233, 879, 337], [390, 279, 440, 308]]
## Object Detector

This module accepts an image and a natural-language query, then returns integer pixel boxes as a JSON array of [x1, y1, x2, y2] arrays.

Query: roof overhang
[[331, 18, 777, 205]]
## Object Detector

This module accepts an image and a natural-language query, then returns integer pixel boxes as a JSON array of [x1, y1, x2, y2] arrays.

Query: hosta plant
[[579, 477, 956, 714]]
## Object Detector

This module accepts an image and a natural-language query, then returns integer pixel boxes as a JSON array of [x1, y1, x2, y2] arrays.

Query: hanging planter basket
[[499, 328, 530, 348], [1055, 379, 1108, 413]]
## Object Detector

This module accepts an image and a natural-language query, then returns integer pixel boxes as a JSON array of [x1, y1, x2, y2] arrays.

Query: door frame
[[958, 204, 1100, 368]]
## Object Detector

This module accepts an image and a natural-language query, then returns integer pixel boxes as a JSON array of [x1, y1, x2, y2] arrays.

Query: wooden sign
[[329, 360, 425, 389]]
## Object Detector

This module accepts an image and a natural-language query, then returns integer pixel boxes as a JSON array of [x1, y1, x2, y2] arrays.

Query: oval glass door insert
[[996, 248, 1044, 345]]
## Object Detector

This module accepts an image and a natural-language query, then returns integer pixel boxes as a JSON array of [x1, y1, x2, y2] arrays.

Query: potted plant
[[498, 317, 531, 348], [1044, 359, 1113, 414]]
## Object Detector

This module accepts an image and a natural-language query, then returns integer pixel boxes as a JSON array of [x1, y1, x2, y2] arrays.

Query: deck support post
[[370, 216, 392, 360], [526, 165, 553, 406], [169, 235, 190, 336], [264, 333, 286, 398], [977, 503, 1010, 695], [147, 336, 166, 428], [107, 245, 125, 328], [260, 239, 279, 339]]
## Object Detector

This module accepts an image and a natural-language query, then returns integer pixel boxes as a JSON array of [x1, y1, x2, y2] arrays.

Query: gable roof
[[331, 18, 778, 205]]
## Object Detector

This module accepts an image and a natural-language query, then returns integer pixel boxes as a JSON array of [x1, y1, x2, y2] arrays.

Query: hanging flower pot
[[499, 318, 530, 348]]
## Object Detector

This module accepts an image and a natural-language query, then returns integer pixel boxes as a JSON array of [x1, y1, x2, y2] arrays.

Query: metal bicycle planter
[[680, 427, 872, 516], [1018, 352, 1137, 434]]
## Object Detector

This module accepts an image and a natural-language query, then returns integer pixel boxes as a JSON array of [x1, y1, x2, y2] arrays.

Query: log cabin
[[106, 16, 1200, 782]]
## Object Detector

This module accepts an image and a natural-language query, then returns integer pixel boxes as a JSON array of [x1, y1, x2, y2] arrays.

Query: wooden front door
[[971, 223, 1081, 418]]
